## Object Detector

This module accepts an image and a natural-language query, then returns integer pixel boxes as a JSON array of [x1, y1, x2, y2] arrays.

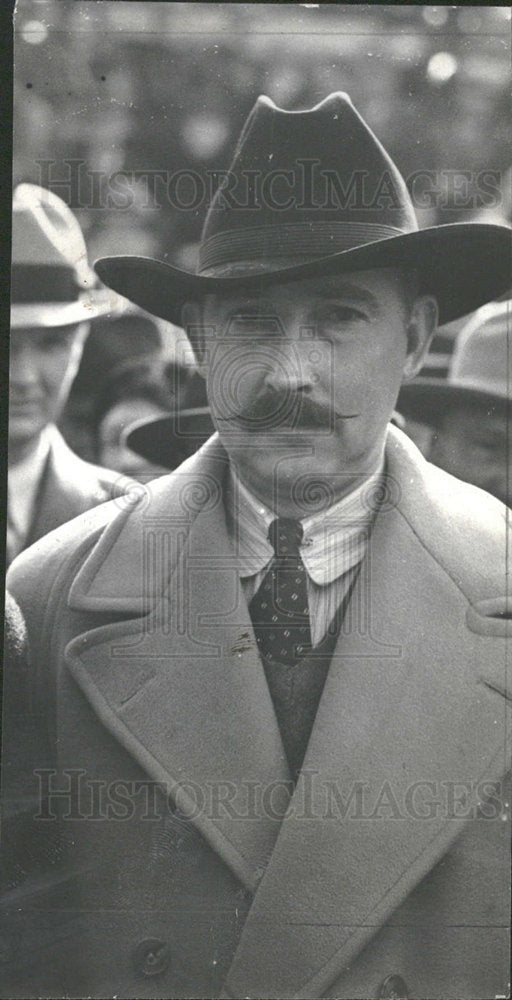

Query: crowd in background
[[58, 305, 207, 478], [15, 2, 511, 262]]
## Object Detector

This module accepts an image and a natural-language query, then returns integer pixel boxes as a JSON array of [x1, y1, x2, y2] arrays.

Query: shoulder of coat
[[386, 426, 509, 600]]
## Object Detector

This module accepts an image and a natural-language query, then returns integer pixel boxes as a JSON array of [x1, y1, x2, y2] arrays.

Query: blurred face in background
[[9, 323, 88, 455], [429, 402, 511, 506]]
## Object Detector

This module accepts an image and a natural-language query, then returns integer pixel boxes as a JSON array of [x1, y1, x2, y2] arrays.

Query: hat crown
[[12, 184, 94, 288], [199, 91, 418, 276], [93, 91, 511, 330], [450, 301, 511, 398], [11, 184, 118, 327]]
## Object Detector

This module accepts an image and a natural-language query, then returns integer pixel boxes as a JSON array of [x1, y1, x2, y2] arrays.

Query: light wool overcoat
[[3, 426, 511, 999]]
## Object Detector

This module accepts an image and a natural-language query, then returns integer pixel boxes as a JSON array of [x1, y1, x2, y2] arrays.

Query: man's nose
[[264, 335, 318, 393]]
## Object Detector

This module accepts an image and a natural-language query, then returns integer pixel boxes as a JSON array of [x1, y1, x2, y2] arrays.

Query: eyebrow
[[303, 279, 381, 309]]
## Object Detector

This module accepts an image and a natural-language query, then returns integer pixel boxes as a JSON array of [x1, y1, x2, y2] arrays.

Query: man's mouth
[[216, 397, 359, 431], [9, 397, 43, 410], [221, 412, 359, 431]]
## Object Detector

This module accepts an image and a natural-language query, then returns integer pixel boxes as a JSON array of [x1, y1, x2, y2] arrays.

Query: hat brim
[[125, 407, 215, 470], [95, 223, 511, 327], [397, 379, 510, 427], [11, 291, 120, 329]]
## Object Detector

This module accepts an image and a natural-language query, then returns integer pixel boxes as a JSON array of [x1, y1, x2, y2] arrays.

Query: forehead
[[202, 268, 409, 314]]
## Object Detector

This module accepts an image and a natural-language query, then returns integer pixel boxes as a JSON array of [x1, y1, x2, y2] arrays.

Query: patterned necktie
[[249, 517, 312, 666]]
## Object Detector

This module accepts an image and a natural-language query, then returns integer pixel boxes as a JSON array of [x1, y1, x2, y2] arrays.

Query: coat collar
[[67, 436, 230, 613], [27, 426, 106, 546], [67, 438, 292, 889], [65, 428, 512, 997], [67, 426, 509, 614]]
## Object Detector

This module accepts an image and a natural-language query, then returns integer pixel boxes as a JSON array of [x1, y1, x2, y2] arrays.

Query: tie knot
[[268, 518, 304, 558]]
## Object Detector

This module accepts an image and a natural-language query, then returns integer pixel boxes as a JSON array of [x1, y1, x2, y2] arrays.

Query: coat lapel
[[223, 436, 512, 999], [28, 428, 97, 545], [26, 432, 66, 545], [66, 440, 291, 891]]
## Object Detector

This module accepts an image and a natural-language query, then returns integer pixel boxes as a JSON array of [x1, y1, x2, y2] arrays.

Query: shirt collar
[[226, 452, 385, 586]]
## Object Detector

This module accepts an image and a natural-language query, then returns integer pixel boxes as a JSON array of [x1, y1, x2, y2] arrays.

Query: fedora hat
[[397, 300, 511, 426], [95, 92, 511, 326], [125, 406, 214, 471], [11, 184, 116, 328]]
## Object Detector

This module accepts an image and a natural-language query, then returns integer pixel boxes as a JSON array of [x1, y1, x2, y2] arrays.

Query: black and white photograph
[[1, 3, 511, 998]]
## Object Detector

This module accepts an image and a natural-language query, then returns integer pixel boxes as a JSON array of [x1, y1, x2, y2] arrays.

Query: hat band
[[198, 221, 405, 274], [11, 264, 82, 303]]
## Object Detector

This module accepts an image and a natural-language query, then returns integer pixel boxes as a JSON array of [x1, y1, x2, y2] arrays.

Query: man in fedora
[[398, 300, 511, 506], [6, 184, 133, 566], [4, 95, 512, 999]]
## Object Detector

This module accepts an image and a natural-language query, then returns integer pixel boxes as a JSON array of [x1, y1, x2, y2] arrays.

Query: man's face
[[194, 268, 435, 512], [9, 324, 87, 448], [429, 403, 511, 506]]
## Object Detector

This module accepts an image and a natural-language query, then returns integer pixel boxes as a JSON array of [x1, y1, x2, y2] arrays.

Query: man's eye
[[226, 315, 281, 337], [319, 305, 366, 326]]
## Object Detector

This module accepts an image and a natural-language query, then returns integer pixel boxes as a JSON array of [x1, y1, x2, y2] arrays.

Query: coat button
[[377, 974, 409, 999], [132, 938, 171, 977]]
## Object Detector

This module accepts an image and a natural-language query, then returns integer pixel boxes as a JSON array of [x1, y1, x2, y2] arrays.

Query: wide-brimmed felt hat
[[11, 184, 116, 328], [95, 92, 511, 326], [397, 300, 511, 426], [125, 407, 214, 471]]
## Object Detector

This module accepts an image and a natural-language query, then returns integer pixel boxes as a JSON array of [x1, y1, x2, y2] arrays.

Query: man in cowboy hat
[[6, 184, 133, 566], [398, 300, 511, 506], [4, 95, 512, 999]]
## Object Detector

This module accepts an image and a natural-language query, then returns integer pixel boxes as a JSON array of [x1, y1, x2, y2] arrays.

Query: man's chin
[[232, 449, 351, 484], [8, 416, 46, 446]]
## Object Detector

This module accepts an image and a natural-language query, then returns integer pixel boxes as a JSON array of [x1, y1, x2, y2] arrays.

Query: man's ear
[[402, 295, 438, 382], [181, 300, 207, 376]]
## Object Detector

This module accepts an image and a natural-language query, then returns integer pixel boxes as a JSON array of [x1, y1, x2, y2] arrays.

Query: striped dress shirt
[[225, 458, 385, 646]]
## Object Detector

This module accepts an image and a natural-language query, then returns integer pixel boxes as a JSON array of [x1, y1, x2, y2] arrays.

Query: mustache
[[222, 391, 358, 430]]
